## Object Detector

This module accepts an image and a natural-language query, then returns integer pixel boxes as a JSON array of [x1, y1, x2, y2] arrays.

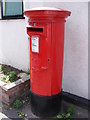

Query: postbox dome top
[[24, 7, 71, 20], [30, 7, 63, 11]]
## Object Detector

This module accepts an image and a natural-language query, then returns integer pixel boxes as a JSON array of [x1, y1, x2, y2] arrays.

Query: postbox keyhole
[[48, 58, 50, 62]]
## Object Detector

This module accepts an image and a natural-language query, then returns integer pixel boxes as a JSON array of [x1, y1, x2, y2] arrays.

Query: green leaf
[[0, 65, 4, 72], [7, 71, 16, 82], [67, 105, 74, 115], [1, 75, 6, 81], [26, 69, 30, 75], [16, 110, 25, 118], [20, 111, 24, 116], [64, 113, 71, 119], [13, 99, 23, 109], [56, 105, 74, 119], [57, 114, 63, 119]]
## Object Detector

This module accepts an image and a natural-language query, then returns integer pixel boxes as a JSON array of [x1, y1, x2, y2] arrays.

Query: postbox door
[[27, 23, 52, 96]]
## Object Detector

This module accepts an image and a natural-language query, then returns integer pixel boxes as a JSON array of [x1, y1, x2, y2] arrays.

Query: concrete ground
[[0, 112, 8, 120], [0, 96, 89, 119]]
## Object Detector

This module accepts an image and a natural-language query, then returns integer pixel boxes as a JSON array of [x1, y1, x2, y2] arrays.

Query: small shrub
[[0, 65, 4, 72], [7, 71, 16, 82], [57, 105, 74, 119], [16, 110, 25, 118], [26, 69, 30, 75], [0, 75, 6, 81], [0, 74, 11, 84], [67, 105, 74, 114], [13, 99, 23, 109]]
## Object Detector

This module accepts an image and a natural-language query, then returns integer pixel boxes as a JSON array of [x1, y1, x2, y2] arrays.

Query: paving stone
[[0, 112, 8, 119], [1, 98, 89, 119]]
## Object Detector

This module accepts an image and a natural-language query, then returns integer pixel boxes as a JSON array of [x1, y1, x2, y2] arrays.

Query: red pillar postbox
[[24, 7, 71, 117]]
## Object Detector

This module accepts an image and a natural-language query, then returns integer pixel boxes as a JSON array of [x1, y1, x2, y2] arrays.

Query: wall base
[[30, 90, 62, 117]]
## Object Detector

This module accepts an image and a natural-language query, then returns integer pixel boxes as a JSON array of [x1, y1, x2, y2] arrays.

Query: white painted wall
[[0, 2, 1, 19], [88, 2, 90, 100], [24, 2, 88, 99], [0, 19, 30, 71], [0, 2, 88, 99]]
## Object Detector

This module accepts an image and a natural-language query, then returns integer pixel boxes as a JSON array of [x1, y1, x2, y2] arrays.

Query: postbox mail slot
[[28, 27, 43, 32]]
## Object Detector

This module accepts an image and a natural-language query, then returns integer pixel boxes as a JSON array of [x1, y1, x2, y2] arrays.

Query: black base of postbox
[[30, 90, 62, 117]]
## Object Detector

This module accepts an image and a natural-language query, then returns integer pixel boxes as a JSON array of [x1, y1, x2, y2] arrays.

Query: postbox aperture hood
[[24, 7, 71, 20]]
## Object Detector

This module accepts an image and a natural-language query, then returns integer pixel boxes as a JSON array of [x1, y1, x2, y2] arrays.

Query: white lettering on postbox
[[31, 36, 39, 53]]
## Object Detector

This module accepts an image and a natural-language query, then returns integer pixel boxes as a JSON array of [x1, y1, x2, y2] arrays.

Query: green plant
[[17, 110, 25, 118], [0, 65, 4, 72], [7, 71, 16, 82], [13, 99, 23, 109], [57, 105, 74, 120], [0, 75, 6, 81], [26, 69, 30, 75], [67, 105, 74, 115], [5, 106, 9, 111]]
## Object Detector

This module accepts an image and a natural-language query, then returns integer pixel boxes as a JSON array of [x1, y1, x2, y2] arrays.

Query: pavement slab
[[0, 96, 89, 119]]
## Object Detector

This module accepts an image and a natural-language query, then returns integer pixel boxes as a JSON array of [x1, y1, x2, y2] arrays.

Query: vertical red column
[[24, 7, 71, 117]]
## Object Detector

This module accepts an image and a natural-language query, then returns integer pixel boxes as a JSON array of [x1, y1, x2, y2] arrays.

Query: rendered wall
[[0, 19, 29, 71]]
